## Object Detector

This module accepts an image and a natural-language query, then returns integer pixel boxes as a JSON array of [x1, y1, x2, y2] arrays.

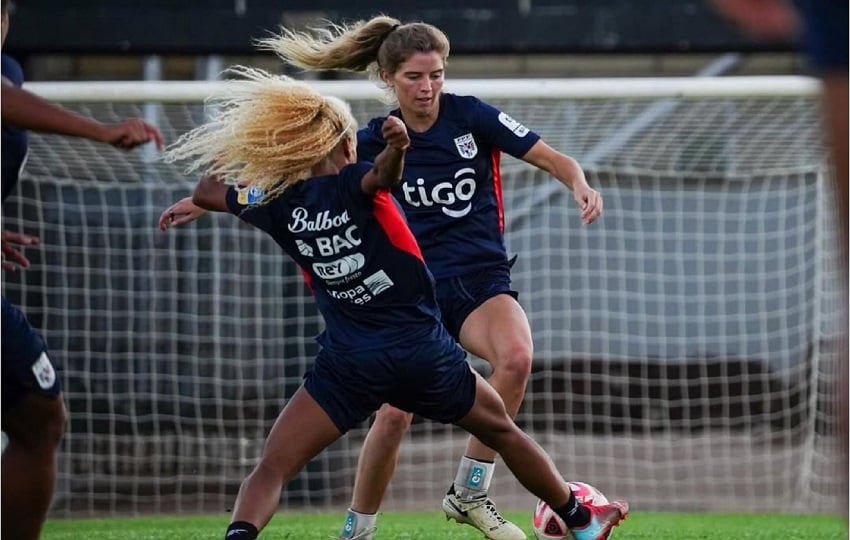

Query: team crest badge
[[453, 133, 478, 159]]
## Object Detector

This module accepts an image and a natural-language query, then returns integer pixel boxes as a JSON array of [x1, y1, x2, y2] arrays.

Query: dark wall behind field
[[5, 0, 795, 56]]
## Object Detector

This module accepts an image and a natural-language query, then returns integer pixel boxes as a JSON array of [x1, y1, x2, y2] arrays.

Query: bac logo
[[295, 239, 314, 257]]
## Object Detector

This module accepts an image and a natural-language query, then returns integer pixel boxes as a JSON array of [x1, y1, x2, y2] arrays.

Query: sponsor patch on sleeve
[[31, 351, 56, 390], [498, 112, 529, 137], [237, 185, 265, 205]]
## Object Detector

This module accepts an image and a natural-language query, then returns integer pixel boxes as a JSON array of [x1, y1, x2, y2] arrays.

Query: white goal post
[[3, 76, 844, 517], [26, 75, 820, 102]]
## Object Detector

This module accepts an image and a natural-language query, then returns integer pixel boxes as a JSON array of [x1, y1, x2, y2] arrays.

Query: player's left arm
[[470, 96, 601, 224], [521, 140, 602, 225]]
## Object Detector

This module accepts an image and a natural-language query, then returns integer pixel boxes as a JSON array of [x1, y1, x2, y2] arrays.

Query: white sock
[[341, 508, 376, 537], [452, 456, 495, 501]]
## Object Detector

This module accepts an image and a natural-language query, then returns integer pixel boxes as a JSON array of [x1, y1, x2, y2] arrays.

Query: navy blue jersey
[[225, 162, 442, 352], [357, 93, 541, 279], [1, 54, 29, 202], [793, 0, 848, 72]]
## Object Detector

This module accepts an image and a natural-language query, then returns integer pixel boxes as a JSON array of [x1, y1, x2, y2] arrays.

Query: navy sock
[[553, 491, 591, 528], [225, 521, 258, 540]]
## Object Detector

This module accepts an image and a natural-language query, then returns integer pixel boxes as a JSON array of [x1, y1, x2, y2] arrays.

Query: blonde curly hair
[[164, 66, 356, 203]]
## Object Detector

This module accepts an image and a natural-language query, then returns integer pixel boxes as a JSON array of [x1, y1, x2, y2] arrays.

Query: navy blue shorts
[[435, 258, 519, 342], [303, 324, 477, 433], [2, 296, 61, 410]]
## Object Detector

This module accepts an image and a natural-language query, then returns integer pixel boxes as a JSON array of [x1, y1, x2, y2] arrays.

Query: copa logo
[[400, 167, 476, 218]]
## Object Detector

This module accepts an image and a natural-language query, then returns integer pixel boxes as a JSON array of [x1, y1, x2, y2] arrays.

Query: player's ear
[[342, 135, 355, 163], [379, 68, 392, 86]]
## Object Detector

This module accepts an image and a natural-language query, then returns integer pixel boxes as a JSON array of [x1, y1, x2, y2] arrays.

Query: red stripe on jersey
[[300, 267, 314, 293], [372, 189, 424, 261], [491, 149, 505, 234]]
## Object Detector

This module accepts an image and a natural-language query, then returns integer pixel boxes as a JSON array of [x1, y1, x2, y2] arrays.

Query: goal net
[[3, 76, 844, 516]]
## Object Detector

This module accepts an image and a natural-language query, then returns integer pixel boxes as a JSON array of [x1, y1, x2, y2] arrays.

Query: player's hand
[[382, 116, 410, 151], [159, 197, 208, 231], [573, 184, 603, 225], [1, 229, 39, 271], [103, 118, 165, 151]]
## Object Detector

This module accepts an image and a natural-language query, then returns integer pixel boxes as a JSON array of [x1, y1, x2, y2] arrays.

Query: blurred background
[[5, 0, 803, 81], [2, 0, 845, 526]]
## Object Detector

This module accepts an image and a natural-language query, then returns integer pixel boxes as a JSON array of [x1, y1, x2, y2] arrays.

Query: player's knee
[[471, 416, 517, 452], [491, 343, 533, 382], [253, 456, 284, 478], [374, 405, 413, 437]]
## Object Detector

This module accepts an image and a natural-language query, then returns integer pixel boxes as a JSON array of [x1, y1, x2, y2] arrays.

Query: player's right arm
[[192, 175, 229, 212], [158, 196, 207, 231], [1, 80, 164, 150], [158, 176, 227, 231], [359, 116, 409, 195], [161, 175, 277, 235]]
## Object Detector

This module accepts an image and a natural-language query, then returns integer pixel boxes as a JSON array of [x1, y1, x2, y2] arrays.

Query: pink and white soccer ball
[[532, 481, 609, 540]]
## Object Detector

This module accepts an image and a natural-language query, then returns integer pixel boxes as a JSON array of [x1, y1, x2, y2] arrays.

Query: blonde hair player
[[261, 16, 607, 540], [160, 68, 627, 540]]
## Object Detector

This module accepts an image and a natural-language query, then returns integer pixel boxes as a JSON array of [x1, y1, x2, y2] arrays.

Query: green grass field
[[41, 511, 848, 539]]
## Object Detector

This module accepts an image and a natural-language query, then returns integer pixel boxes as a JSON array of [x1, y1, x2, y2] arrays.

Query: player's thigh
[[260, 386, 342, 474], [458, 293, 533, 369], [2, 392, 66, 450], [456, 375, 519, 451], [2, 299, 65, 447], [454, 374, 516, 445]]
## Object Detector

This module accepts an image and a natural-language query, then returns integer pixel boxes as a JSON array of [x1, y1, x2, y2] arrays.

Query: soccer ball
[[532, 481, 609, 540]]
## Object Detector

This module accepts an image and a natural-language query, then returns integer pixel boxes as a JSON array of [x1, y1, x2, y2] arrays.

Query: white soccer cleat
[[443, 492, 527, 540]]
